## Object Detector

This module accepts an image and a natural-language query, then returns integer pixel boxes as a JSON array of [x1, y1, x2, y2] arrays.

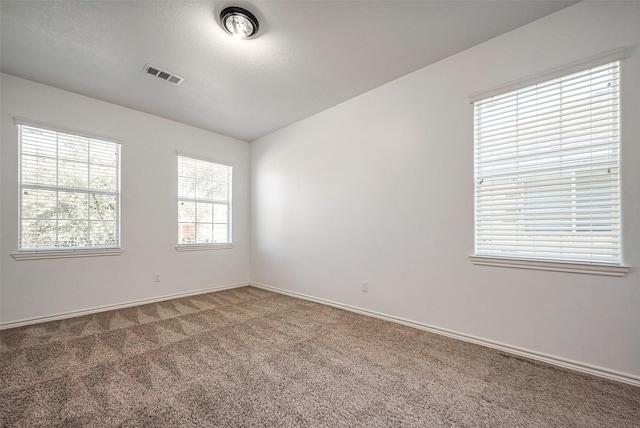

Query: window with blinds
[[18, 122, 121, 251], [177, 156, 232, 245], [473, 61, 621, 264]]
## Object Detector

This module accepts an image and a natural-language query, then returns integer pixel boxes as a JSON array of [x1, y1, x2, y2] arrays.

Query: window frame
[[175, 154, 234, 251], [12, 118, 123, 260], [469, 49, 629, 276]]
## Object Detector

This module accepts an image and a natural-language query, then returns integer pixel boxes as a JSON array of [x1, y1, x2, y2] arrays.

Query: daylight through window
[[473, 61, 621, 264], [177, 156, 232, 246], [18, 122, 121, 250]]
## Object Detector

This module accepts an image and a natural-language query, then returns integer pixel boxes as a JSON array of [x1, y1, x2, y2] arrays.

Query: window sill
[[469, 255, 629, 277], [175, 243, 234, 252], [12, 248, 124, 261]]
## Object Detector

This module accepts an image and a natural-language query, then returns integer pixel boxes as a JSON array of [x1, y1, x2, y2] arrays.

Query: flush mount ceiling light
[[220, 7, 259, 39]]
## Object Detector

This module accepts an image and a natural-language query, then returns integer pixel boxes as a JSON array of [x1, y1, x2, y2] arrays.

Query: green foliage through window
[[18, 123, 121, 250], [177, 156, 232, 245]]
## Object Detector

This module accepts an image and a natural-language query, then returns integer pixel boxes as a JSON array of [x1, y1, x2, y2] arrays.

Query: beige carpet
[[1, 286, 638, 427]]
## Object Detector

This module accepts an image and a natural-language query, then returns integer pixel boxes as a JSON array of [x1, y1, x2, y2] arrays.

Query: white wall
[[251, 1, 640, 379], [1, 74, 250, 324]]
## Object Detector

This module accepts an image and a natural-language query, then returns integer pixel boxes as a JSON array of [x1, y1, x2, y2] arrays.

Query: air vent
[[143, 63, 184, 86]]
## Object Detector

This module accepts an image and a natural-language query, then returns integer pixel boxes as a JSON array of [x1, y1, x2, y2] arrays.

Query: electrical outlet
[[153, 273, 160, 282], [362, 281, 368, 292]]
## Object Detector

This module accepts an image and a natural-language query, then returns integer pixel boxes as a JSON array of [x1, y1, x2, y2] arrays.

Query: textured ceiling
[[0, 1, 577, 142]]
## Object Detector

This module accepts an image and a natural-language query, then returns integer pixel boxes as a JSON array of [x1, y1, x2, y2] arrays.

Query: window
[[17, 121, 121, 252], [473, 61, 623, 269], [177, 155, 232, 248]]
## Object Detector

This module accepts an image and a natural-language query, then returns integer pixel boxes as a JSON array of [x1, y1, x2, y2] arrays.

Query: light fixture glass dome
[[220, 7, 259, 39]]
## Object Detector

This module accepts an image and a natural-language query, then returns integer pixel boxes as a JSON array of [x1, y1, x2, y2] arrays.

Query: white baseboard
[[0, 282, 249, 330], [250, 282, 640, 388]]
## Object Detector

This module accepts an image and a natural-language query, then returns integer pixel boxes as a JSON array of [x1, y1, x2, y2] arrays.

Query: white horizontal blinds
[[177, 156, 232, 245], [474, 62, 620, 264], [19, 124, 121, 250]]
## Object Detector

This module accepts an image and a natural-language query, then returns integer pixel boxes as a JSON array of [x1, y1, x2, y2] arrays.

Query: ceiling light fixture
[[220, 7, 259, 40]]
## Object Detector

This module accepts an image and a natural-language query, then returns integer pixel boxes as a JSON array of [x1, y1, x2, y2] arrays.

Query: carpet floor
[[1, 286, 638, 427]]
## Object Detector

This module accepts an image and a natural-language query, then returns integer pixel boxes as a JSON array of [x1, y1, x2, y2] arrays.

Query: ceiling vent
[[143, 63, 184, 86]]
